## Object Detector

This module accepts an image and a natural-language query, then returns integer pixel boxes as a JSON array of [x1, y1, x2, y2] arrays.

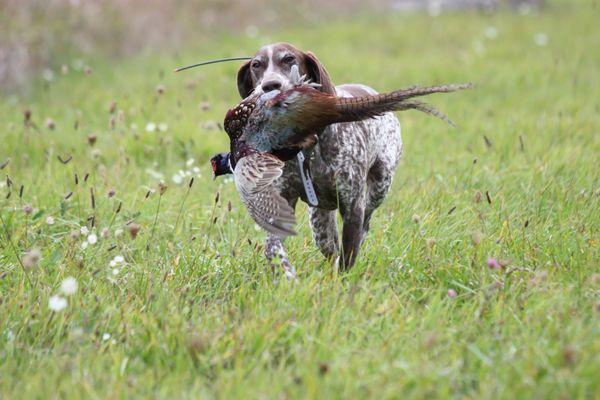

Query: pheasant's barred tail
[[335, 82, 472, 125]]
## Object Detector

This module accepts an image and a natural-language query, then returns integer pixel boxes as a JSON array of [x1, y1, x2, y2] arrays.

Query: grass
[[1, 3, 599, 399]]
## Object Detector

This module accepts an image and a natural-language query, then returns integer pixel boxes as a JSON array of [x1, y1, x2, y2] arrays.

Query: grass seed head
[[22, 248, 41, 269], [128, 223, 140, 239], [87, 134, 97, 146], [158, 181, 168, 195]]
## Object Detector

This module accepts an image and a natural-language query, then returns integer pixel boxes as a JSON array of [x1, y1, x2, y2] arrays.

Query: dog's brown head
[[237, 42, 336, 98]]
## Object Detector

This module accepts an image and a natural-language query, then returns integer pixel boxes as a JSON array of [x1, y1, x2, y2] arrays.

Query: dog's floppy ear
[[304, 51, 336, 95], [237, 61, 254, 98]]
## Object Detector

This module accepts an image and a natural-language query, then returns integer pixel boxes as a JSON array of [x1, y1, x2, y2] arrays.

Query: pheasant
[[212, 68, 471, 237]]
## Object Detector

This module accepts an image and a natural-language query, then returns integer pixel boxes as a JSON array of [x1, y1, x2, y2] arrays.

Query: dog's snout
[[261, 80, 282, 92]]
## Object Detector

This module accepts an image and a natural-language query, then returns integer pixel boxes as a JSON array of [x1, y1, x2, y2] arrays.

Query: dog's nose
[[261, 80, 282, 92]]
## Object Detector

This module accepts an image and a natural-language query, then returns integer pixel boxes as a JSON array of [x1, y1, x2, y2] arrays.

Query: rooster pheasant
[[212, 69, 471, 238]]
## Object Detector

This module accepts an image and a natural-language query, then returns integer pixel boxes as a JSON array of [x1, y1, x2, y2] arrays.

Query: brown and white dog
[[236, 42, 403, 275]]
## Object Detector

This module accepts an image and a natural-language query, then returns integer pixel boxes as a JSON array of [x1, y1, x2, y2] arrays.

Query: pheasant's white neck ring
[[297, 151, 319, 207], [227, 155, 234, 173]]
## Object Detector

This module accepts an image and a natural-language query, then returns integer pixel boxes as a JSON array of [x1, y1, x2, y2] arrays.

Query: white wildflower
[[172, 174, 183, 185], [158, 123, 168, 132], [145, 122, 156, 132], [87, 233, 98, 244], [114, 229, 124, 237], [109, 255, 125, 269], [45, 216, 55, 225], [81, 241, 88, 250], [60, 277, 78, 296], [102, 333, 111, 341], [80, 226, 89, 235], [49, 295, 67, 312], [186, 158, 195, 167]]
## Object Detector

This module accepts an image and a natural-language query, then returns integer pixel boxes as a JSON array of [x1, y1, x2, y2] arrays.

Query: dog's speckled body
[[237, 43, 403, 270]]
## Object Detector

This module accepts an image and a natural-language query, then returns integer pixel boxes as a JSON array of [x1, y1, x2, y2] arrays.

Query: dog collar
[[297, 151, 318, 207]]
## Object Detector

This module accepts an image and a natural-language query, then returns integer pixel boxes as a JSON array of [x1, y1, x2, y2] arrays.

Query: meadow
[[0, 2, 599, 398]]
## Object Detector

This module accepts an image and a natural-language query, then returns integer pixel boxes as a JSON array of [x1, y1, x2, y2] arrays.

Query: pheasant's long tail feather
[[335, 82, 472, 125]]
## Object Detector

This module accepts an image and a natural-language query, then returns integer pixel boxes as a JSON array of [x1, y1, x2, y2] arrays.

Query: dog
[[236, 42, 403, 275]]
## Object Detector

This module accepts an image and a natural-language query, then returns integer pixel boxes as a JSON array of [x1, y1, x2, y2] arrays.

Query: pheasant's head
[[210, 152, 233, 179]]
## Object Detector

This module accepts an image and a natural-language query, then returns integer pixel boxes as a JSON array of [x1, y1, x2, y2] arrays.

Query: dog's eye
[[282, 55, 295, 64], [251, 60, 261, 69]]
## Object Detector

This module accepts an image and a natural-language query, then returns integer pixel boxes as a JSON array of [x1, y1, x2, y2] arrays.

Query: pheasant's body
[[214, 78, 471, 238]]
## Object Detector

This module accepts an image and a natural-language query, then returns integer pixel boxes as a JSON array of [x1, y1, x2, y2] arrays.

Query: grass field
[[1, 3, 599, 399]]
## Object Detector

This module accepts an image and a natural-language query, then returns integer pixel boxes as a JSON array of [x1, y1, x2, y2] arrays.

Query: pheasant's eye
[[282, 55, 295, 64]]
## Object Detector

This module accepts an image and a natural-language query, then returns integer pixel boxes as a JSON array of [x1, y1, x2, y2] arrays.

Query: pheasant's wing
[[234, 153, 297, 238]]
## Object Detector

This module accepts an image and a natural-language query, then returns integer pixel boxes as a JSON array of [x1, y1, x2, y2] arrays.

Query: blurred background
[[1, 0, 547, 93]]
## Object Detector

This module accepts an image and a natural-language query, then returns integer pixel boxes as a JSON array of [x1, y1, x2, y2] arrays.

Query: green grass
[[1, 3, 599, 399]]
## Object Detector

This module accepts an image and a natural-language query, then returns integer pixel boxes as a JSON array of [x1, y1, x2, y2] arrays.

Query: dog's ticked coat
[[237, 43, 403, 274]]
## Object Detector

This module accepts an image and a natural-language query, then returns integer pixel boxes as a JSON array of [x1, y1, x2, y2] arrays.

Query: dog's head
[[237, 42, 336, 98]]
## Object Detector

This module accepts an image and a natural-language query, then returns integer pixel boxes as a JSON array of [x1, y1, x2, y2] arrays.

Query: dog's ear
[[237, 61, 254, 98], [304, 51, 336, 95]]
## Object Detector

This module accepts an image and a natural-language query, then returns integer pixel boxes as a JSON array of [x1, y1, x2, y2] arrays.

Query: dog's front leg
[[265, 235, 296, 280], [308, 207, 339, 261], [340, 196, 366, 271]]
